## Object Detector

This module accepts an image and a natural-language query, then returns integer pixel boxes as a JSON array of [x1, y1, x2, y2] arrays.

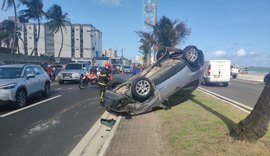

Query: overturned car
[[105, 45, 205, 115]]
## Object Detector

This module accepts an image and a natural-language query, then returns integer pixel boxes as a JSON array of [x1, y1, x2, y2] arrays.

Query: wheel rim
[[187, 48, 198, 62], [17, 91, 26, 107], [135, 80, 151, 96]]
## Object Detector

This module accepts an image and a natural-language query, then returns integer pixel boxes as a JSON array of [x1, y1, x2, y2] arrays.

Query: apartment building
[[18, 23, 102, 60]]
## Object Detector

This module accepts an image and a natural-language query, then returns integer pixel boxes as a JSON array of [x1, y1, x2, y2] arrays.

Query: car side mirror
[[26, 73, 35, 79]]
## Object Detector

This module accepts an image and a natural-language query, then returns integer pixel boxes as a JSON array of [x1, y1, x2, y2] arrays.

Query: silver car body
[[104, 46, 205, 115], [0, 64, 50, 106], [57, 62, 91, 83]]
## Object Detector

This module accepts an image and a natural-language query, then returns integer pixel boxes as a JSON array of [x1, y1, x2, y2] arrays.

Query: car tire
[[183, 45, 199, 64], [107, 78, 124, 90], [58, 80, 64, 84], [16, 89, 27, 108], [223, 83, 229, 87], [131, 77, 153, 101], [42, 82, 50, 97], [232, 75, 237, 79]]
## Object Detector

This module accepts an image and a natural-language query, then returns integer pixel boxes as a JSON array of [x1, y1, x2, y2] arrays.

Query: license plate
[[214, 75, 220, 78]]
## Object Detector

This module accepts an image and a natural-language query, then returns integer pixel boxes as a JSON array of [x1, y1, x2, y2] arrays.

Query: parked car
[[0, 64, 51, 108], [104, 45, 205, 115], [57, 62, 91, 84], [264, 72, 270, 84]]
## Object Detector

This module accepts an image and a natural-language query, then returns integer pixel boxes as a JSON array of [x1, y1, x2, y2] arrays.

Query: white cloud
[[213, 50, 226, 56], [98, 0, 123, 6], [236, 49, 246, 57]]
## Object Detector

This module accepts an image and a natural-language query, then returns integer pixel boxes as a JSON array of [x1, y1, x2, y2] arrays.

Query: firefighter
[[98, 62, 112, 106]]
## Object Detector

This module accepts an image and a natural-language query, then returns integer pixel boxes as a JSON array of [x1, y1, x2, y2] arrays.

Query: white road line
[[0, 95, 62, 118], [198, 87, 252, 113]]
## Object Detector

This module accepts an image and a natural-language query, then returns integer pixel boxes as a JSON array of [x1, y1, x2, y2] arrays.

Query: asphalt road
[[200, 78, 265, 108], [0, 82, 104, 156]]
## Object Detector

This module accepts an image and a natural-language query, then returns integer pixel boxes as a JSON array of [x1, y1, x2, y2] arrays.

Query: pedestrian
[[98, 62, 112, 106], [47, 64, 52, 80]]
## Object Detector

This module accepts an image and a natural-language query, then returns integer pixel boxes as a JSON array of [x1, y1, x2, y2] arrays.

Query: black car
[[264, 72, 270, 84]]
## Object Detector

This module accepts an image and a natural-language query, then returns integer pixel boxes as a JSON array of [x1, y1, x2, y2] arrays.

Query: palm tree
[[1, 0, 21, 54], [150, 16, 191, 51], [137, 31, 154, 65], [46, 4, 70, 58], [0, 19, 15, 49], [19, 0, 46, 56], [230, 81, 270, 142]]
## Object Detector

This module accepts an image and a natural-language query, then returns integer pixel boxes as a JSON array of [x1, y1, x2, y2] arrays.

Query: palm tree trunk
[[58, 27, 64, 58], [11, 1, 17, 55], [230, 81, 270, 142], [30, 19, 41, 56]]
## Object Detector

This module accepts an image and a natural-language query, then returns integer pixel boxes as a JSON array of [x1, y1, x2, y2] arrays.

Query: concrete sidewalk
[[104, 112, 165, 156]]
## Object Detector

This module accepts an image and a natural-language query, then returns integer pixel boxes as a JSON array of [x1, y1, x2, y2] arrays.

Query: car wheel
[[16, 89, 27, 108], [58, 80, 64, 84], [107, 78, 124, 90], [131, 77, 153, 101], [223, 83, 229, 87], [232, 75, 237, 79], [183, 45, 199, 64], [42, 82, 50, 97]]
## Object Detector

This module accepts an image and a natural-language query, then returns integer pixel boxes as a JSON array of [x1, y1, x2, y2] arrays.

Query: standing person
[[98, 62, 112, 106], [47, 64, 52, 80]]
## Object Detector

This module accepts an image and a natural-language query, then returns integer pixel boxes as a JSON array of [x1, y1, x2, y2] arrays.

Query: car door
[[33, 66, 46, 91], [23, 66, 38, 95]]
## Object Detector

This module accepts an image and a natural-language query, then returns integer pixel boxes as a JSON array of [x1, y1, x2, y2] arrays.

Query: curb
[[198, 87, 252, 113], [69, 111, 121, 156]]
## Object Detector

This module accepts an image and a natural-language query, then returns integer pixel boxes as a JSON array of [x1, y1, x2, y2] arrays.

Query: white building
[[18, 23, 102, 61]]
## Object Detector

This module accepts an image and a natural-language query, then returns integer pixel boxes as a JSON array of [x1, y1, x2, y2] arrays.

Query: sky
[[1, 0, 270, 67]]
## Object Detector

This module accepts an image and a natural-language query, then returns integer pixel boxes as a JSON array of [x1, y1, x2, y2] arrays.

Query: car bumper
[[58, 77, 81, 81], [0, 89, 16, 102]]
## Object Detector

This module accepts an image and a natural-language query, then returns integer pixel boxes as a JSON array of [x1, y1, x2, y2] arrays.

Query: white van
[[202, 60, 231, 87]]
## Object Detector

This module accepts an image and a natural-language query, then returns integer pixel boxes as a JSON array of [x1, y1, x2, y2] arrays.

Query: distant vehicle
[[104, 45, 205, 115], [0, 64, 51, 108], [264, 72, 270, 84], [202, 60, 231, 87], [57, 62, 91, 84], [231, 64, 240, 79], [122, 65, 132, 73]]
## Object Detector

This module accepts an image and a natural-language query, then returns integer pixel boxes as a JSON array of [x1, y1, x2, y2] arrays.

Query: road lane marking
[[0, 95, 62, 118], [198, 87, 252, 113]]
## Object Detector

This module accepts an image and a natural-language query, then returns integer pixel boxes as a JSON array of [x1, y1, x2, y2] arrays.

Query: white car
[[0, 64, 51, 108], [104, 45, 205, 115], [57, 62, 91, 84]]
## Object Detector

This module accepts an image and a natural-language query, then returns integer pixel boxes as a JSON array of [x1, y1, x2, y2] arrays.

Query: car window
[[0, 67, 22, 79], [65, 64, 82, 69], [24, 67, 35, 77], [33, 66, 45, 75]]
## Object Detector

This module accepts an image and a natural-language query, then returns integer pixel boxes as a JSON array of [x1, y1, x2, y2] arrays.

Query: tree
[[46, 4, 70, 58], [137, 16, 191, 64], [0, 19, 15, 49], [230, 80, 270, 142], [136, 31, 154, 65], [150, 16, 191, 51], [19, 0, 46, 56], [1, 0, 21, 54]]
